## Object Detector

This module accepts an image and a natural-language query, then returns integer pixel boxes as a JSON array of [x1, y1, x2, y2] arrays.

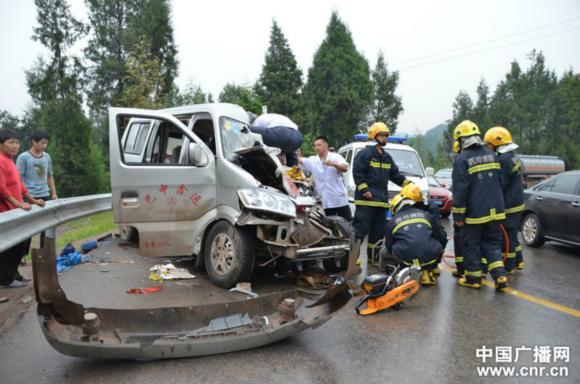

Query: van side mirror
[[188, 142, 208, 166], [425, 167, 434, 176]]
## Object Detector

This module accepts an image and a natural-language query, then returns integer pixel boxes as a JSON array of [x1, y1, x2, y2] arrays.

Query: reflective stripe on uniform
[[402, 258, 439, 268], [452, 207, 466, 214], [368, 242, 378, 249], [465, 270, 482, 277], [354, 200, 390, 208], [512, 161, 521, 173], [465, 208, 506, 224], [357, 183, 368, 191], [488, 260, 504, 271], [467, 162, 501, 175], [392, 218, 432, 234], [455, 256, 464, 263], [481, 258, 488, 264], [506, 252, 516, 259], [505, 204, 525, 214], [515, 245, 523, 252], [369, 161, 391, 169]]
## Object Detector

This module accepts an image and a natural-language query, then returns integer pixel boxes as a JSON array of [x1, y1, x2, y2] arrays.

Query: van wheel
[[323, 216, 351, 272], [204, 221, 255, 288], [521, 213, 545, 247], [119, 225, 138, 243]]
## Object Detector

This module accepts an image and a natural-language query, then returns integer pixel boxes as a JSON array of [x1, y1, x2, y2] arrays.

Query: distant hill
[[423, 123, 447, 154]]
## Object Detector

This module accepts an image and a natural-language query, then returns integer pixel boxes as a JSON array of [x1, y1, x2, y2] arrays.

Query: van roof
[[338, 141, 419, 153], [161, 103, 250, 124]]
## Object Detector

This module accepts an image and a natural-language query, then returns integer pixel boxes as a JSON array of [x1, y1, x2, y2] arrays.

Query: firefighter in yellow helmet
[[353, 122, 411, 263], [452, 120, 508, 290], [451, 139, 464, 277], [384, 193, 448, 286], [484, 126, 525, 273]]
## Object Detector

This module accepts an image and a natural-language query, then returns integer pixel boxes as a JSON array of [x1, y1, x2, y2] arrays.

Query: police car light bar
[[353, 133, 407, 144]]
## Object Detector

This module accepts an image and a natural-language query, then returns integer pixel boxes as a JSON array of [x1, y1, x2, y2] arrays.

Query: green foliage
[[85, 0, 177, 150], [39, 99, 108, 196], [26, 0, 107, 197], [255, 20, 303, 119], [447, 50, 578, 168], [171, 82, 212, 106], [370, 52, 403, 133], [302, 12, 373, 145], [219, 83, 263, 114], [120, 39, 166, 109]]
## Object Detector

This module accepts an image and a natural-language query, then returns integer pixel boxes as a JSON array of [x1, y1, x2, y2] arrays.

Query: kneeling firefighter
[[384, 190, 448, 286]]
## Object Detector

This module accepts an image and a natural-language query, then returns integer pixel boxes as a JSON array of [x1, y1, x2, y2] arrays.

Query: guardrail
[[0, 194, 112, 253]]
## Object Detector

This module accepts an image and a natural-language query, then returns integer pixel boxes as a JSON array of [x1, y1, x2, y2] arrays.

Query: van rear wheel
[[204, 221, 255, 288]]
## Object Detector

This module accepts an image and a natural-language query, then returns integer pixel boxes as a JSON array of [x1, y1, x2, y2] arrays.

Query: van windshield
[[219, 117, 262, 160], [354, 147, 425, 177]]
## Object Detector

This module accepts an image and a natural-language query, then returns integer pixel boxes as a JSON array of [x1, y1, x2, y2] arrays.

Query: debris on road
[[126, 285, 163, 295], [56, 244, 84, 273], [149, 263, 196, 281], [229, 282, 258, 298]]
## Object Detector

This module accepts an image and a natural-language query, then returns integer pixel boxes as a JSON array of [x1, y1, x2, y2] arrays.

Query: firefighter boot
[[420, 270, 437, 286]]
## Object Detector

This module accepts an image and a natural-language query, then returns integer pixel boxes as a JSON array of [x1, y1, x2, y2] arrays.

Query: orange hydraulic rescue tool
[[355, 265, 421, 316]]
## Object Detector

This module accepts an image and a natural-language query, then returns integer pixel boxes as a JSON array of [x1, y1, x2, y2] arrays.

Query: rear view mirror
[[188, 142, 208, 167], [425, 167, 434, 176]]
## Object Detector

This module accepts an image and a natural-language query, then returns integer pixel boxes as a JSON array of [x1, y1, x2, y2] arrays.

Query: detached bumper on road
[[32, 236, 352, 360]]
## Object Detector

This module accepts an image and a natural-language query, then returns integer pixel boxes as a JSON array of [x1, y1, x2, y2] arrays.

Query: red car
[[427, 176, 453, 218]]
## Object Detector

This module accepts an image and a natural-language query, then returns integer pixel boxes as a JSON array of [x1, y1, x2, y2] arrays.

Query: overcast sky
[[1, 0, 579, 134]]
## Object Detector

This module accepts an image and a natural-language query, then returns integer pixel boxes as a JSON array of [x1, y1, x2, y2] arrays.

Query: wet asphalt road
[[0, 219, 579, 384]]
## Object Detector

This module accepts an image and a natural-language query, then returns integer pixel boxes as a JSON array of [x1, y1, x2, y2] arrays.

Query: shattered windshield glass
[[219, 117, 262, 160]]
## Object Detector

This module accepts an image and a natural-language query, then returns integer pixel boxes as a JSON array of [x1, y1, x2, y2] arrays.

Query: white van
[[337, 135, 429, 212]]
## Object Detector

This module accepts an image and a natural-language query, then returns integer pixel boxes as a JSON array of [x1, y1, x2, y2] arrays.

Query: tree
[[120, 39, 166, 109], [472, 79, 492, 130], [255, 20, 303, 119], [446, 90, 474, 143], [370, 51, 403, 133], [219, 83, 262, 114], [27, 0, 107, 196], [85, 0, 177, 149], [172, 82, 212, 106], [302, 12, 373, 144]]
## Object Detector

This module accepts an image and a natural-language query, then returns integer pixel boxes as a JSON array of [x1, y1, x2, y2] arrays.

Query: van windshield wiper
[[399, 170, 424, 177]]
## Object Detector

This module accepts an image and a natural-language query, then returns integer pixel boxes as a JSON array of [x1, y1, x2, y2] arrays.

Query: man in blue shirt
[[16, 130, 58, 201]]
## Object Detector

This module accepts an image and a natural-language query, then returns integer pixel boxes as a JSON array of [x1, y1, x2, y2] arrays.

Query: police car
[[338, 134, 430, 217]]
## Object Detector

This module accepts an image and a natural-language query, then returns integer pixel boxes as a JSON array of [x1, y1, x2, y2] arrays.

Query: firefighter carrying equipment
[[355, 265, 421, 315]]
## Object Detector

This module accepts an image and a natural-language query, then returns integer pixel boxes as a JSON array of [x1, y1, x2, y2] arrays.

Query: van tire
[[204, 221, 255, 288], [322, 216, 351, 272]]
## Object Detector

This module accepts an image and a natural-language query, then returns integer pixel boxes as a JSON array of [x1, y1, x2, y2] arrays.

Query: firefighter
[[451, 140, 464, 278], [452, 120, 508, 290], [399, 183, 444, 276], [353, 122, 411, 263], [385, 193, 448, 286], [484, 126, 525, 273]]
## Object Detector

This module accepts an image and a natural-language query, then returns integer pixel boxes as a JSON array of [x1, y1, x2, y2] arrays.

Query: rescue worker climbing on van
[[384, 191, 448, 286], [353, 122, 411, 262], [484, 126, 525, 274], [452, 120, 508, 290]]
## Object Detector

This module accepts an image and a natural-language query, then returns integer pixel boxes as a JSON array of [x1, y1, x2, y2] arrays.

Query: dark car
[[427, 176, 453, 218], [521, 170, 580, 247]]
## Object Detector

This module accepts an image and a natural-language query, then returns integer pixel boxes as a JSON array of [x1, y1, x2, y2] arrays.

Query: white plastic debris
[[149, 263, 196, 281]]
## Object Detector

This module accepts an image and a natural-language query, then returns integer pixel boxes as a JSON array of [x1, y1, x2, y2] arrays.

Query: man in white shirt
[[249, 113, 304, 167], [300, 136, 352, 221]]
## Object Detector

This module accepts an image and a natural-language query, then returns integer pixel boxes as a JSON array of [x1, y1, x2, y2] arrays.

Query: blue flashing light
[[353, 133, 407, 144], [354, 133, 368, 141]]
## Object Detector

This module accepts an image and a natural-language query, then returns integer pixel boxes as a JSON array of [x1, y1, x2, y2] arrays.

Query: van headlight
[[238, 188, 296, 218]]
